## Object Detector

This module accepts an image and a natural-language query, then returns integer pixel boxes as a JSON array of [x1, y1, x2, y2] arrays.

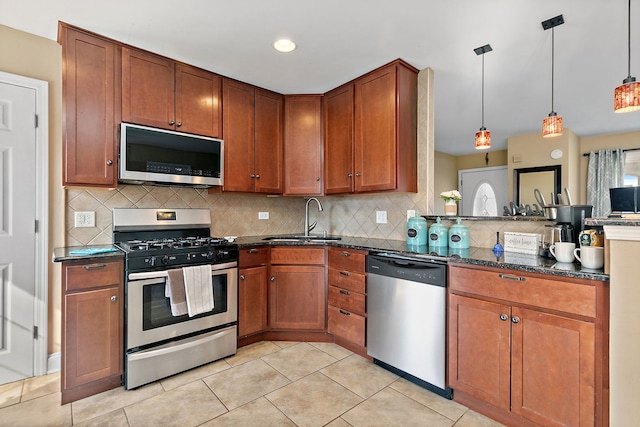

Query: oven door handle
[[127, 261, 237, 281]]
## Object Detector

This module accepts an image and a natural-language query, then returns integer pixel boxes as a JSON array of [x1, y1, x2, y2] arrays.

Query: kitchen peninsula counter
[[236, 235, 608, 281]]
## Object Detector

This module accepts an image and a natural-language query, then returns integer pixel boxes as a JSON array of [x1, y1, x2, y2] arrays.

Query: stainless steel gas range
[[112, 208, 238, 389]]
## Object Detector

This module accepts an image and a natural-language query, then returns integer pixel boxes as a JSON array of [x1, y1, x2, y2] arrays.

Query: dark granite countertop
[[53, 245, 124, 263], [585, 217, 640, 227], [235, 235, 609, 281]]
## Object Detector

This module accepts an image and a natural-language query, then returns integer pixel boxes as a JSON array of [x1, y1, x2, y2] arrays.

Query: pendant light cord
[[551, 27, 555, 113], [481, 53, 485, 128], [627, 0, 632, 79]]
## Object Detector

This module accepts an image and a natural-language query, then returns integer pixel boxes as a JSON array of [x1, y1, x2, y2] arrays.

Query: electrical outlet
[[407, 209, 417, 220], [376, 210, 387, 224], [258, 211, 269, 220], [74, 211, 95, 228]]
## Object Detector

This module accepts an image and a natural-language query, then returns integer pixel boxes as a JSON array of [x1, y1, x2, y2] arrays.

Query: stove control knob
[[147, 256, 156, 267], [206, 251, 215, 260], [217, 250, 228, 259], [161, 255, 169, 265]]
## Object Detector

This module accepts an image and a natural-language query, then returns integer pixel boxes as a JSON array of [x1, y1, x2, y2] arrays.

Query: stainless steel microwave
[[119, 123, 223, 187]]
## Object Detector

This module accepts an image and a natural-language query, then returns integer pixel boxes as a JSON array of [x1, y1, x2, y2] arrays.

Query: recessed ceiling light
[[273, 39, 296, 53]]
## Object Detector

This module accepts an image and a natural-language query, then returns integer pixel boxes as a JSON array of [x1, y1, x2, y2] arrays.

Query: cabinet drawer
[[328, 268, 366, 294], [449, 265, 597, 318], [328, 285, 366, 315], [270, 247, 326, 265], [239, 246, 269, 268], [64, 259, 123, 292], [328, 247, 366, 272], [328, 305, 365, 347]]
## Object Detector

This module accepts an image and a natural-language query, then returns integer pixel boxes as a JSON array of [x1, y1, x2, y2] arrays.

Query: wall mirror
[[515, 165, 561, 207]]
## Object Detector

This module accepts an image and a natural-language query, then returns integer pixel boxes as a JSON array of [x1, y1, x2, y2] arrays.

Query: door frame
[[0, 71, 49, 377]]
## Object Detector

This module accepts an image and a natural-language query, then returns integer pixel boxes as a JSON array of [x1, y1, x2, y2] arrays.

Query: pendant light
[[474, 44, 492, 150], [541, 15, 564, 138], [614, 0, 640, 112]]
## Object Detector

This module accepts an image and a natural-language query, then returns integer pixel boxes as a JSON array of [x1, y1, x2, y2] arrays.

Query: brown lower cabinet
[[448, 264, 609, 427], [238, 247, 269, 338], [61, 257, 124, 404]]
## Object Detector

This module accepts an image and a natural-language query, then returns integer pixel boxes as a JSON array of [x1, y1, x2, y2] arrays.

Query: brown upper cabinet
[[60, 25, 118, 187], [121, 47, 221, 137], [283, 95, 323, 195], [222, 78, 283, 193], [323, 84, 355, 194]]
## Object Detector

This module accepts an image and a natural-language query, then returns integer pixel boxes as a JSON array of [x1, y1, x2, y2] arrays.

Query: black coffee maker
[[555, 205, 593, 243]]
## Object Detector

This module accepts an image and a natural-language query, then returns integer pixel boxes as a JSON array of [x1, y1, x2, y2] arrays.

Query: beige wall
[[0, 24, 64, 356]]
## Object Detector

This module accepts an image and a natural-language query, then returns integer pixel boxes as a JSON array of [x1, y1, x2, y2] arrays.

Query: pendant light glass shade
[[615, 0, 640, 112], [541, 15, 564, 138], [475, 128, 491, 149], [542, 113, 563, 138], [474, 44, 492, 150]]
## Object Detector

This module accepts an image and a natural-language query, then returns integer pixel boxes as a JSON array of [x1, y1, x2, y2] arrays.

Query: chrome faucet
[[304, 197, 324, 236]]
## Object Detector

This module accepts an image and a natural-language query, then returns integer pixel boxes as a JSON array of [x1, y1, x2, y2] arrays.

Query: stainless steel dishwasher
[[367, 253, 453, 399]]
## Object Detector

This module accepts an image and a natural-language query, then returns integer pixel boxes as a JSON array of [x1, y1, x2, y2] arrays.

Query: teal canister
[[428, 217, 448, 247], [406, 215, 428, 246], [448, 218, 470, 249]]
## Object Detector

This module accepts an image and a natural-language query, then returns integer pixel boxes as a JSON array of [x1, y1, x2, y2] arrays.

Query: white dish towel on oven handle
[[183, 265, 214, 317]]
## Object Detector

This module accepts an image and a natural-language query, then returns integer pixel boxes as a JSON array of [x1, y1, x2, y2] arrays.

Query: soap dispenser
[[448, 218, 470, 249]]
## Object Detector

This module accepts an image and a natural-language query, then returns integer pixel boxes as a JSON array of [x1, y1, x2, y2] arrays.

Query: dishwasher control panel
[[367, 254, 446, 287]]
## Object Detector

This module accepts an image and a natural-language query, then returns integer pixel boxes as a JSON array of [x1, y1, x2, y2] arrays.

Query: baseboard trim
[[47, 352, 61, 374]]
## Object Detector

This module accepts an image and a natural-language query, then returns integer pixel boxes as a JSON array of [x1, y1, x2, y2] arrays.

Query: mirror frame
[[514, 165, 561, 206]]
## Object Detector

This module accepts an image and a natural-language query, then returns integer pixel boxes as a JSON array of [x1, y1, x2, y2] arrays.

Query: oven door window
[[142, 274, 228, 330]]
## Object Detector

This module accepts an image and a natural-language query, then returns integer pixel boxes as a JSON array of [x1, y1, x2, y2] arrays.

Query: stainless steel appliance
[[119, 122, 224, 187], [113, 208, 238, 389], [366, 253, 452, 399]]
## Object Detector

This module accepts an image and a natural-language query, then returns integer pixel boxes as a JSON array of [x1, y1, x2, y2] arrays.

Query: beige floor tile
[[72, 408, 129, 426], [308, 342, 353, 360], [0, 391, 71, 427], [0, 380, 23, 409], [266, 372, 363, 427], [324, 417, 353, 427], [160, 359, 231, 391], [21, 372, 60, 402], [341, 387, 453, 427], [224, 341, 281, 367], [453, 409, 507, 427], [272, 341, 299, 349], [203, 358, 290, 410], [390, 377, 466, 421], [262, 342, 338, 381], [320, 354, 399, 398], [125, 380, 226, 427], [71, 383, 164, 424], [201, 397, 296, 427]]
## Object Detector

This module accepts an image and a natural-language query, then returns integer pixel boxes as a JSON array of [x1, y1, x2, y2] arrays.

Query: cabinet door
[[255, 88, 283, 194], [354, 65, 397, 192], [269, 265, 326, 330], [238, 266, 268, 337], [222, 79, 256, 192], [61, 26, 117, 187], [64, 287, 122, 389], [448, 294, 511, 411], [324, 84, 354, 194], [511, 307, 595, 427], [283, 95, 323, 195], [121, 47, 175, 130], [175, 64, 221, 137]]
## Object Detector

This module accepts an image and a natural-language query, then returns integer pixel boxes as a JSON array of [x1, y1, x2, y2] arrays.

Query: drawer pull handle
[[498, 274, 526, 282], [339, 289, 350, 296], [339, 309, 351, 316], [340, 252, 351, 257], [111, 296, 117, 302], [499, 314, 509, 321], [339, 271, 351, 276], [247, 249, 260, 254], [82, 264, 107, 270], [511, 316, 521, 324]]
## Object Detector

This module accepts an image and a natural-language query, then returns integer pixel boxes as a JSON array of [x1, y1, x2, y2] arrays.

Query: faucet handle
[[308, 220, 318, 232]]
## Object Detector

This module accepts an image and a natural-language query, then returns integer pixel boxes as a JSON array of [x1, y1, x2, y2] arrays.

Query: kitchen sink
[[262, 235, 342, 242]]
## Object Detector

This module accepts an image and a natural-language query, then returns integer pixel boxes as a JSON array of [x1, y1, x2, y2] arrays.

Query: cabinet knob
[[316, 177, 321, 182], [355, 173, 361, 177], [247, 248, 260, 254], [250, 174, 256, 178], [106, 159, 113, 166], [270, 276, 275, 282], [340, 252, 351, 257], [110, 296, 117, 302], [511, 316, 521, 324], [499, 314, 508, 321], [255, 174, 260, 179], [240, 274, 245, 280], [176, 122, 182, 127], [169, 120, 175, 125], [347, 173, 353, 178]]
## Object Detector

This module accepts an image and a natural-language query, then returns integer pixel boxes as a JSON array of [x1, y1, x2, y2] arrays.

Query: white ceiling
[[2, 0, 640, 155]]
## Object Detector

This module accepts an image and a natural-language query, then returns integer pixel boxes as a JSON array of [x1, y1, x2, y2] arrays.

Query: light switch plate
[[258, 212, 269, 220], [376, 211, 387, 224], [74, 211, 95, 228]]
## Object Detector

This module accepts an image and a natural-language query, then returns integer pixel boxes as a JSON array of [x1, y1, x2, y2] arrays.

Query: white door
[[459, 166, 508, 216], [0, 80, 38, 384]]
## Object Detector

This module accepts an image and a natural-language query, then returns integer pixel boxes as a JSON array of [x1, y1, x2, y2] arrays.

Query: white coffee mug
[[549, 242, 575, 263], [573, 246, 604, 270]]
